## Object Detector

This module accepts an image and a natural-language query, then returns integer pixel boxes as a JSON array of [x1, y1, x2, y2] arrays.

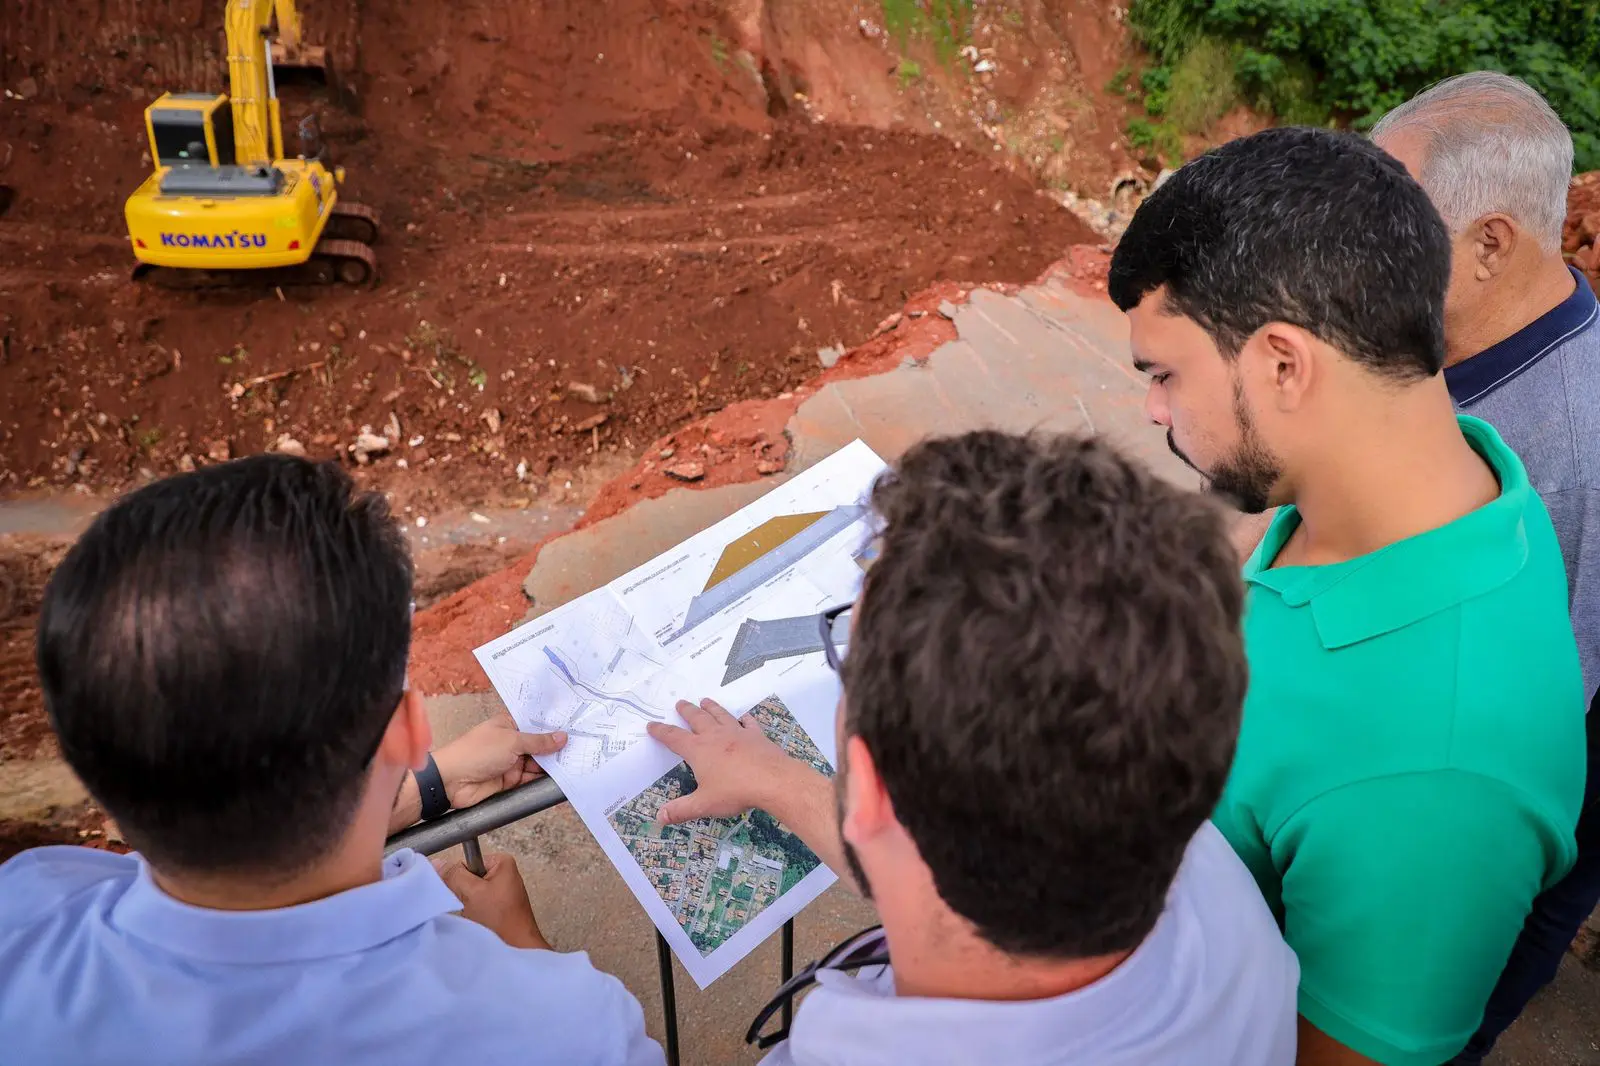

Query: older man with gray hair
[[1374, 71, 1600, 1064]]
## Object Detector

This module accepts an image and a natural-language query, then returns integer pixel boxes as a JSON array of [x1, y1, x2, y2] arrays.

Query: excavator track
[[313, 238, 379, 287], [323, 201, 381, 245], [131, 236, 379, 290]]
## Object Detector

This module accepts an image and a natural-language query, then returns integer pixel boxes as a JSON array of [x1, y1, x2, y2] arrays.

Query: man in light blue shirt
[[649, 431, 1299, 1065], [0, 455, 663, 1066]]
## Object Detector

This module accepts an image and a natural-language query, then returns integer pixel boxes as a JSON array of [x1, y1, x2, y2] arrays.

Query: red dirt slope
[[0, 0, 1094, 510], [1566, 171, 1600, 290]]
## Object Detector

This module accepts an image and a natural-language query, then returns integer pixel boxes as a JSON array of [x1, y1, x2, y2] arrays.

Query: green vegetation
[[1121, 40, 1242, 166], [1163, 36, 1239, 133], [1125, 0, 1600, 170], [749, 808, 820, 871], [1127, 116, 1184, 166], [897, 58, 924, 89], [881, 0, 974, 67], [709, 34, 730, 72], [405, 319, 485, 394]]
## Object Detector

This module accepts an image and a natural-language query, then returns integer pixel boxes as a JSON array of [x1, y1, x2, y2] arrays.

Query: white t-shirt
[[763, 822, 1298, 1066]]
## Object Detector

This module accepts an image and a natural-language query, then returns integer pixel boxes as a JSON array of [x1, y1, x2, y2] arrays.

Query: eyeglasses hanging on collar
[[818, 603, 852, 673], [745, 923, 890, 1050]]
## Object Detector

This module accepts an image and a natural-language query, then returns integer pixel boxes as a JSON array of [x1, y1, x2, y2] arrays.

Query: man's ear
[[1243, 322, 1316, 413], [1471, 214, 1519, 280], [378, 685, 433, 771], [840, 735, 895, 846]]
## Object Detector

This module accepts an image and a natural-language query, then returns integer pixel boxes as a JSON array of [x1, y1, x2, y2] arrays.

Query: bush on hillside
[[1126, 0, 1600, 171]]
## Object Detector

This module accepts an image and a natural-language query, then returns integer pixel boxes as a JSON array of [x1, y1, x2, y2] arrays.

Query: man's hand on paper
[[650, 698, 855, 887], [646, 699, 796, 823], [435, 715, 568, 810], [434, 849, 552, 951]]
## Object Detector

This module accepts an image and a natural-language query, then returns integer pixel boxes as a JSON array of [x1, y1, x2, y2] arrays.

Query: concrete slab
[[0, 759, 87, 820], [1492, 954, 1600, 1065], [422, 691, 507, 752], [520, 282, 1190, 619], [0, 494, 101, 537], [522, 481, 780, 620], [787, 284, 1197, 490]]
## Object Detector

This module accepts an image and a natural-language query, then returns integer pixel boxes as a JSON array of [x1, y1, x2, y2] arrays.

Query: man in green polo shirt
[[1109, 126, 1585, 1066]]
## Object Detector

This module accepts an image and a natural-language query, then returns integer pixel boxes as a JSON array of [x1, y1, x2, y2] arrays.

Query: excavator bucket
[[265, 0, 328, 80], [269, 38, 329, 83]]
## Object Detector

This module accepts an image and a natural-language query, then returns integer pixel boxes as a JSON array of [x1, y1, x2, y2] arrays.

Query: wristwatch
[[414, 752, 452, 821]]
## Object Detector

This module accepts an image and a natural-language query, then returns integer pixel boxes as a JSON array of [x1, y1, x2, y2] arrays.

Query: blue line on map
[[542, 646, 664, 721]]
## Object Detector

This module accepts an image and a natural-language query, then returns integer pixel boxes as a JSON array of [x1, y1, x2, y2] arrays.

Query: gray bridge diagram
[[721, 610, 851, 685]]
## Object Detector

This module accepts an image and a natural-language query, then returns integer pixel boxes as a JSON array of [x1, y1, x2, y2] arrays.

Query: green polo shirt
[[1214, 415, 1585, 1066]]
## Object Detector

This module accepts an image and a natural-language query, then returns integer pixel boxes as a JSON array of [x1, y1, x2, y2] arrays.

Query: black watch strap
[[415, 753, 451, 821]]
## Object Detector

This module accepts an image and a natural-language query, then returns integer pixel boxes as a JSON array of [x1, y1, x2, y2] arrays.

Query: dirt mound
[[0, 109, 1091, 505], [1566, 171, 1600, 290], [1, 0, 1100, 510]]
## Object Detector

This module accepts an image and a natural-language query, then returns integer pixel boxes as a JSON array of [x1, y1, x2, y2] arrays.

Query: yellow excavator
[[124, 0, 379, 287]]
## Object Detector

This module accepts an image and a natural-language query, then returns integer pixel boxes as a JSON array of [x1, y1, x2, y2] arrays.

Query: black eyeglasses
[[745, 924, 889, 1050], [817, 603, 851, 672]]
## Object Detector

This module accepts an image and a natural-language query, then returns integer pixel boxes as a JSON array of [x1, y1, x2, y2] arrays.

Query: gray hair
[[1371, 71, 1573, 252]]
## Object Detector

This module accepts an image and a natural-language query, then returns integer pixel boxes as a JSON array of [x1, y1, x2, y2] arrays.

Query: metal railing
[[384, 778, 795, 1066]]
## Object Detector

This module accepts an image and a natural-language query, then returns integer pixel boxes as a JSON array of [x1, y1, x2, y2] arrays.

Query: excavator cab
[[144, 93, 285, 198], [147, 93, 237, 167]]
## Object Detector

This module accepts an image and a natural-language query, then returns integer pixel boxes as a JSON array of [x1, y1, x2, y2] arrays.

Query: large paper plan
[[475, 440, 886, 986]]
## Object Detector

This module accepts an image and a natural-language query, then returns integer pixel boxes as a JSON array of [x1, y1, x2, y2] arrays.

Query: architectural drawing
[[474, 438, 887, 986]]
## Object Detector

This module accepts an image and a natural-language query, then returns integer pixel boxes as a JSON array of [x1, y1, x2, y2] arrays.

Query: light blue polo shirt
[[0, 846, 665, 1066], [764, 824, 1299, 1066]]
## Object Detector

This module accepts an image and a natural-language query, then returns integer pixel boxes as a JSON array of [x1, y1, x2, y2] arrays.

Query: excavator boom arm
[[273, 0, 304, 51], [225, 0, 297, 166]]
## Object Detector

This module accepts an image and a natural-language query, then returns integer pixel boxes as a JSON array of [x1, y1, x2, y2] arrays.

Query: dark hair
[[843, 431, 1247, 958], [36, 455, 413, 875], [1109, 126, 1450, 379]]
